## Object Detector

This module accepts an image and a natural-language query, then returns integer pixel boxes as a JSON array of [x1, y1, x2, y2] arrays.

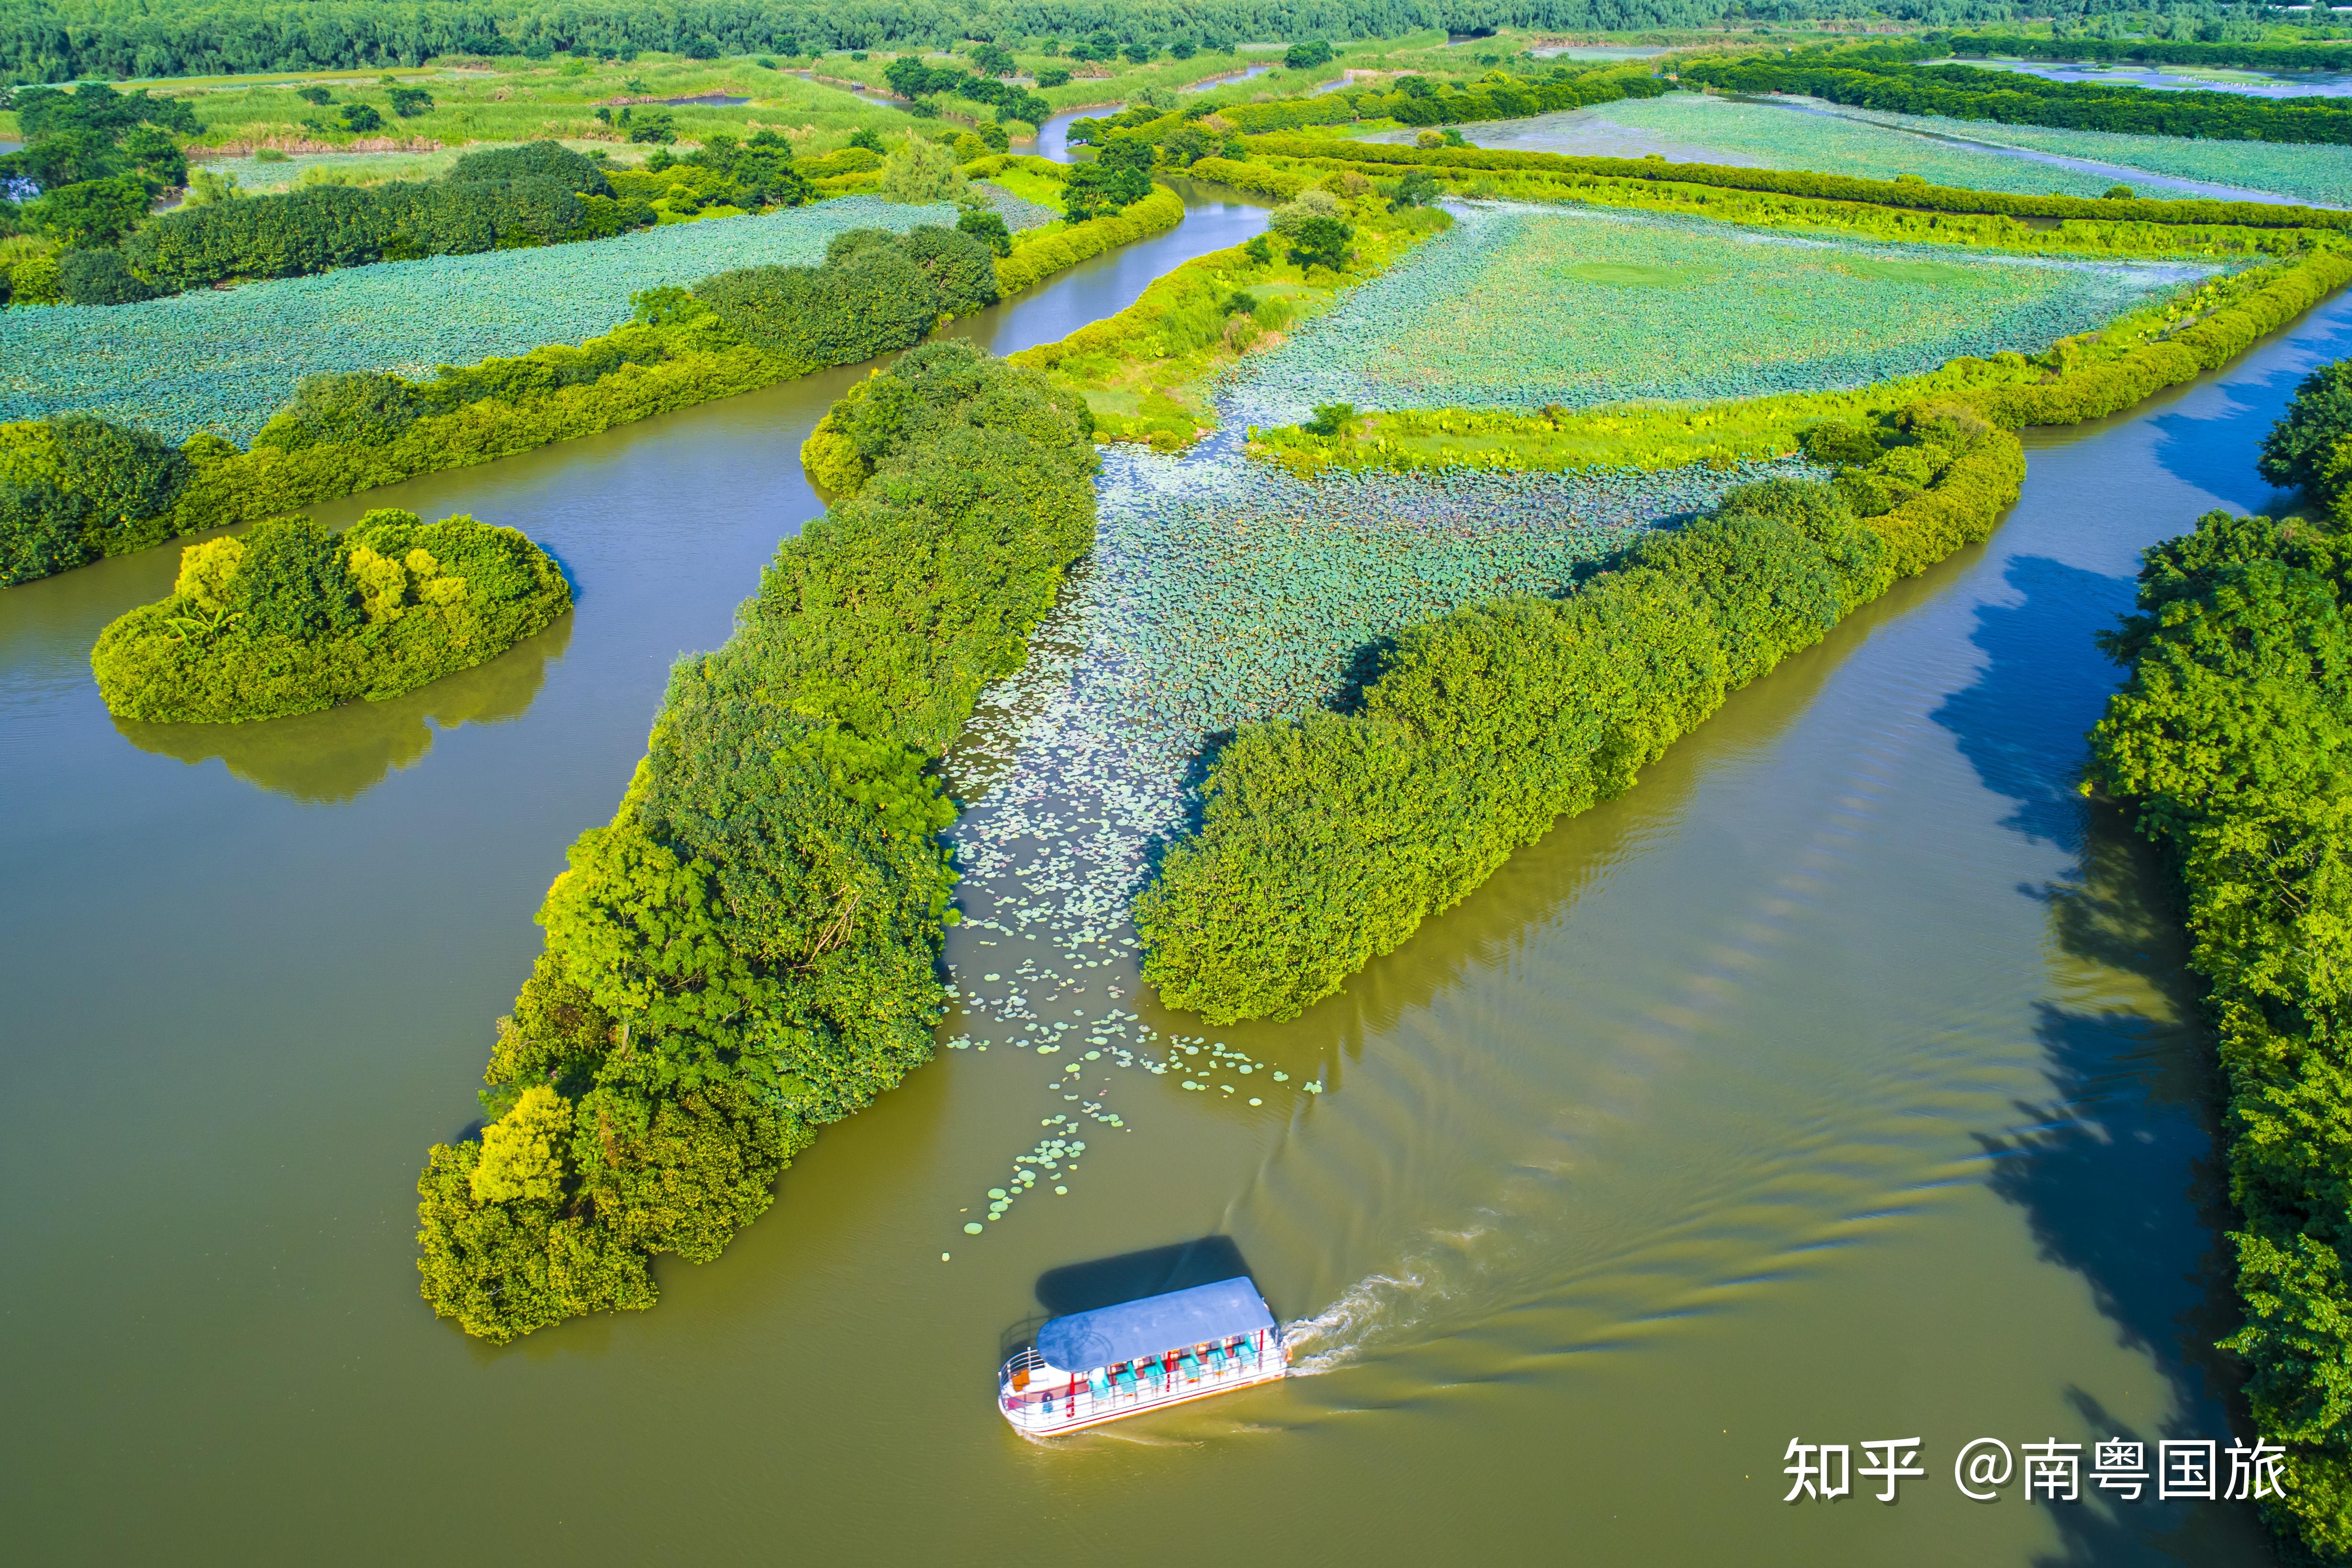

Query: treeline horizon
[[0, 0, 2017, 85]]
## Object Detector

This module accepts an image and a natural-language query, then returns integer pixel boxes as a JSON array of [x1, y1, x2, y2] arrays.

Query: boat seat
[[1207, 1343, 1227, 1373], [1139, 1358, 1164, 1390], [1114, 1366, 1137, 1396], [1088, 1369, 1110, 1400], [1179, 1351, 1201, 1380]]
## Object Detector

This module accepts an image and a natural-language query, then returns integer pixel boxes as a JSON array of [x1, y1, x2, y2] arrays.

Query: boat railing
[[998, 1330, 1285, 1431]]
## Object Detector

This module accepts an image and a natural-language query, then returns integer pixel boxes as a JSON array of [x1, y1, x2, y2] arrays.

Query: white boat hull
[[1000, 1351, 1289, 1436]]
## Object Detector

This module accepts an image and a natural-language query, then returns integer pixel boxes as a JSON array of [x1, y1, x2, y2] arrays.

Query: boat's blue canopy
[[1035, 1277, 1276, 1372]]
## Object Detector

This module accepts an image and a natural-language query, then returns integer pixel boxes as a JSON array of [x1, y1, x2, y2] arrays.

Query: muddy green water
[[3, 213, 2342, 1564]]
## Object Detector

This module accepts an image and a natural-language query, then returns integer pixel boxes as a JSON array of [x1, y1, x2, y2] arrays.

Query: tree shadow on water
[[1979, 831, 2273, 1567], [1931, 560, 2273, 1562], [1929, 553, 2139, 851], [113, 611, 573, 804], [2144, 302, 2352, 513]]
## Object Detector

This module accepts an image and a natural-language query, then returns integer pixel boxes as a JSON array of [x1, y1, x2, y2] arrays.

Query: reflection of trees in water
[[1932, 554, 2268, 1564], [113, 611, 573, 804]]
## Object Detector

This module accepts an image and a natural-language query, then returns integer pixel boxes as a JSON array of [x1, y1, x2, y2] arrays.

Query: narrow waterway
[[1, 194, 2341, 1563]]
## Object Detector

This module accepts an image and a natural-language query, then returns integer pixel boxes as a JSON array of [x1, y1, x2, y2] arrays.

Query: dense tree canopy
[[89, 507, 572, 721], [695, 221, 997, 373], [415, 341, 1098, 1341], [0, 0, 2019, 85], [1682, 49, 2352, 146], [2090, 496, 2352, 1561], [111, 141, 645, 301], [1134, 412, 2030, 1023]]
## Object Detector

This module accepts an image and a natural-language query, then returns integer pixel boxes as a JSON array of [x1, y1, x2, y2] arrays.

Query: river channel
[[3, 188, 2343, 1563]]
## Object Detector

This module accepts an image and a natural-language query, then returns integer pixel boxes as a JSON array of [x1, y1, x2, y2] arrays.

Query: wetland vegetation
[[2090, 390, 2352, 1555], [18, 13, 2352, 1562], [414, 341, 1096, 1340], [91, 507, 569, 721]]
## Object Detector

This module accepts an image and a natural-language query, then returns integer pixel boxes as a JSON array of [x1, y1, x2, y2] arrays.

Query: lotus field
[[1227, 206, 2214, 428], [1091, 448, 1815, 740], [1370, 92, 2351, 208], [0, 193, 1047, 444], [1816, 101, 2352, 211], [1369, 95, 2125, 199]]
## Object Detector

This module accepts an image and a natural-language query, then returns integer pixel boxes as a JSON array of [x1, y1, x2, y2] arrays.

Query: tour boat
[[998, 1275, 1289, 1436]]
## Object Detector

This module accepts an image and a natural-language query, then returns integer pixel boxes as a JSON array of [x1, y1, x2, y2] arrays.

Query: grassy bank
[[1250, 248, 2352, 475], [1012, 173, 1449, 448]]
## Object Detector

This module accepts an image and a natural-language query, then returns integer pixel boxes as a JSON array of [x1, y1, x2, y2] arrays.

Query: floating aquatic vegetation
[[932, 431, 1809, 1240], [1359, 93, 2332, 205], [974, 180, 1063, 232], [1811, 99, 2352, 211], [1089, 446, 1816, 738], [0, 195, 998, 444], [1225, 204, 2205, 429]]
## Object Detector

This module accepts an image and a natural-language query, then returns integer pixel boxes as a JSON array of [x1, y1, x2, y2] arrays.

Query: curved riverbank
[[0, 183, 2335, 1568]]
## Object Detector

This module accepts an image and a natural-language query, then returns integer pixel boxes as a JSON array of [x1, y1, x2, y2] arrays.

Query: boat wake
[[1282, 1265, 1436, 1376]]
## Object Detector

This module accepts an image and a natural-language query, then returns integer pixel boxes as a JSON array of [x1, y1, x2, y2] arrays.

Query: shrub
[[1390, 168, 1441, 208], [894, 223, 1000, 316], [91, 508, 570, 722], [1061, 159, 1150, 221], [0, 479, 95, 583], [1797, 419, 1886, 467], [414, 343, 1096, 1340], [2262, 360, 2352, 497], [878, 136, 966, 204], [698, 243, 940, 373], [1285, 213, 1354, 272], [1303, 402, 1354, 437], [1135, 423, 2021, 1023], [448, 139, 612, 196], [626, 108, 677, 144], [1267, 187, 1343, 239], [823, 226, 896, 265], [223, 513, 361, 637], [252, 372, 421, 453], [57, 246, 153, 305], [6, 252, 62, 305], [30, 176, 149, 248], [958, 205, 1012, 256], [0, 411, 188, 580]]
